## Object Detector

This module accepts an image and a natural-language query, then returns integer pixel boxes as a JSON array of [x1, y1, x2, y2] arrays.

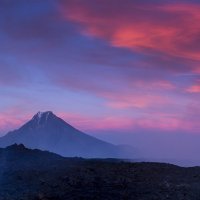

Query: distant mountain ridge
[[0, 111, 132, 158]]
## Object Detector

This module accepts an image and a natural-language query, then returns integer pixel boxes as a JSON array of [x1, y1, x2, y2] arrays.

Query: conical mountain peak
[[31, 111, 56, 126], [22, 111, 74, 131], [0, 111, 126, 158], [33, 111, 54, 119]]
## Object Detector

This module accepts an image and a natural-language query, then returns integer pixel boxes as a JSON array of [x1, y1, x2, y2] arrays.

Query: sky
[[1, 0, 200, 161]]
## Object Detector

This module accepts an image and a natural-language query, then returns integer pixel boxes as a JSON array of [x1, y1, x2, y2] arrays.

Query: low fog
[[93, 130, 200, 167]]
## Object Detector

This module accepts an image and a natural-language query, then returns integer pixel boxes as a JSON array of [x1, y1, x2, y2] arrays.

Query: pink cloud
[[58, 109, 200, 133], [0, 111, 31, 135], [130, 80, 175, 91], [186, 85, 200, 93], [56, 112, 134, 131], [104, 92, 172, 109], [60, 1, 200, 62]]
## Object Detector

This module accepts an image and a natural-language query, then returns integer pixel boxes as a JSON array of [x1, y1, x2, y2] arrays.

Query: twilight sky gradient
[[1, 0, 200, 159]]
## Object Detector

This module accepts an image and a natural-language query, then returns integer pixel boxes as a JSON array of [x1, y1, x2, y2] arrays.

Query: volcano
[[0, 111, 130, 158]]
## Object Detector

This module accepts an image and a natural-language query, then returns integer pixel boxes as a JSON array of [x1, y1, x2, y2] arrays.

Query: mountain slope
[[0, 111, 127, 158]]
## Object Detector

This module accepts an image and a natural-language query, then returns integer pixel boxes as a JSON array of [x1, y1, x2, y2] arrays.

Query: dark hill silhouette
[[1, 144, 200, 200]]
